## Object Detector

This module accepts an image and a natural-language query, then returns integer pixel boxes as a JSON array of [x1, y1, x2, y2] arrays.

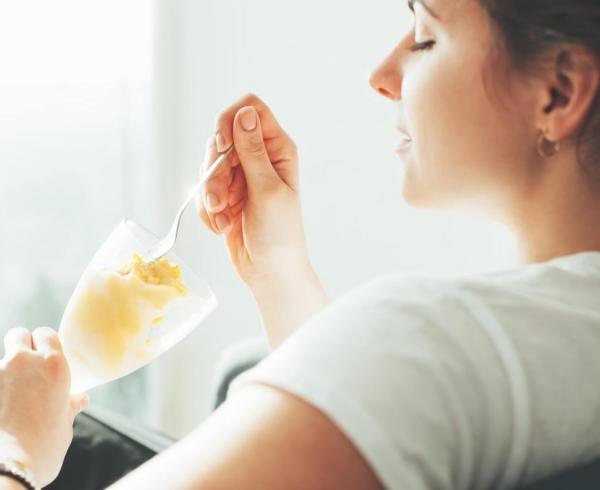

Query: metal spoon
[[145, 144, 234, 262]]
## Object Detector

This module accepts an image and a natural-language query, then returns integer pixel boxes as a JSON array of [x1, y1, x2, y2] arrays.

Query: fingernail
[[215, 213, 230, 232], [206, 193, 219, 210], [240, 107, 257, 132], [216, 131, 227, 153]]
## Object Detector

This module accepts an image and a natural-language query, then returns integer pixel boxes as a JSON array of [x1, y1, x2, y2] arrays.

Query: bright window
[[0, 0, 154, 424]]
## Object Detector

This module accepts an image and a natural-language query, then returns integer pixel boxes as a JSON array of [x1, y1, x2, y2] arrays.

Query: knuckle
[[215, 110, 230, 130], [214, 111, 226, 131], [5, 350, 32, 369], [244, 134, 267, 157], [43, 352, 66, 377], [243, 92, 260, 104], [215, 111, 227, 128], [216, 93, 264, 130]]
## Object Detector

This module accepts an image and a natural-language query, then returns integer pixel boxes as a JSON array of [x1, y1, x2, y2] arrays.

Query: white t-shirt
[[230, 251, 600, 489]]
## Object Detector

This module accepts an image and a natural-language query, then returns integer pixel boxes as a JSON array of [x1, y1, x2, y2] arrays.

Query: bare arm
[[250, 266, 330, 349], [198, 94, 330, 348], [108, 384, 382, 490], [0, 476, 29, 490]]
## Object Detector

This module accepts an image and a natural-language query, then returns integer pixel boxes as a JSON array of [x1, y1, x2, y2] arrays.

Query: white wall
[[148, 0, 517, 437]]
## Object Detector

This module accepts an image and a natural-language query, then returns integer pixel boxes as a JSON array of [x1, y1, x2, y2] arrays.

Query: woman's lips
[[395, 130, 412, 152]]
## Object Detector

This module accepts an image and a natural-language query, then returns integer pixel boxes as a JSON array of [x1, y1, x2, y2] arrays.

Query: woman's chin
[[402, 181, 430, 209], [400, 171, 450, 211], [400, 166, 432, 209], [397, 154, 455, 210], [402, 174, 488, 218]]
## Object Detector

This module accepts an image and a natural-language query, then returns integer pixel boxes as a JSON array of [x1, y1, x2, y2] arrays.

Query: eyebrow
[[407, 0, 438, 19]]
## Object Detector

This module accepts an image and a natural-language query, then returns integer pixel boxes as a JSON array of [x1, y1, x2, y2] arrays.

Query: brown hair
[[478, 0, 600, 178]]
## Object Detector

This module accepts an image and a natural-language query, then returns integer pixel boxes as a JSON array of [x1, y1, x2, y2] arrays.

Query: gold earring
[[537, 130, 560, 158]]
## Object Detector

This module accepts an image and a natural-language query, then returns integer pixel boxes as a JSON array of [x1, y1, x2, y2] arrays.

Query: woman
[[1, 0, 600, 488]]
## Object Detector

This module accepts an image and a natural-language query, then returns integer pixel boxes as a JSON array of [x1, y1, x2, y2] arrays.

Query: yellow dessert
[[64, 254, 187, 377], [120, 254, 187, 295]]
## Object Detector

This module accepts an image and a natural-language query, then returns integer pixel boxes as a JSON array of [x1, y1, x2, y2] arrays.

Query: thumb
[[69, 393, 90, 420], [233, 106, 279, 192]]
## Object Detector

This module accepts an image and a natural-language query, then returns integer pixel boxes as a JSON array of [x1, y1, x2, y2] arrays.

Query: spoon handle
[[146, 145, 235, 262]]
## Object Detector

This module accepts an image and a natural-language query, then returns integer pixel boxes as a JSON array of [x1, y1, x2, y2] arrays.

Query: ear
[[537, 47, 600, 141]]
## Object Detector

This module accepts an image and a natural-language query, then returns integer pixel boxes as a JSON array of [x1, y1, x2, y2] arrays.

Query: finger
[[201, 136, 234, 233], [216, 167, 245, 234], [202, 135, 232, 213], [197, 203, 219, 235], [200, 200, 234, 236], [214, 93, 287, 154], [3, 327, 33, 358], [213, 208, 233, 235], [31, 327, 63, 357], [232, 106, 280, 194], [69, 393, 90, 421], [195, 166, 218, 235], [196, 192, 234, 236]]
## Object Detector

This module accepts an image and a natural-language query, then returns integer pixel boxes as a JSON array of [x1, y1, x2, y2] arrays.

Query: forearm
[[249, 264, 329, 349]]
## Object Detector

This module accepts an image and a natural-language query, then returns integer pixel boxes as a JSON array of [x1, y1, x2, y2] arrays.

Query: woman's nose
[[369, 51, 402, 101]]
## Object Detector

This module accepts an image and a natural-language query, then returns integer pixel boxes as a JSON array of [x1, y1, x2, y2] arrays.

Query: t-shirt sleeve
[[229, 275, 520, 490]]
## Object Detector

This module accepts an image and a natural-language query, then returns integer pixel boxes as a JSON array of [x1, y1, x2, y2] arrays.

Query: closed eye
[[409, 40, 435, 52]]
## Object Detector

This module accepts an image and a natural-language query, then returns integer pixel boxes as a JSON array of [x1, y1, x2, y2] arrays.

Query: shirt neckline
[[542, 250, 600, 274]]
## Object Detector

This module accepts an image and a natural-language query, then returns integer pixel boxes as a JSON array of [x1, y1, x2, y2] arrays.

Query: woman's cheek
[[401, 59, 475, 207], [403, 62, 447, 160]]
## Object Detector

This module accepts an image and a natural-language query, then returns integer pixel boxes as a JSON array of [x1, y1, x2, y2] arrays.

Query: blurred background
[[0, 0, 517, 438]]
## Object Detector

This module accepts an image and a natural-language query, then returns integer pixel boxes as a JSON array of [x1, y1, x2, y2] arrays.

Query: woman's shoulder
[[327, 269, 506, 324], [346, 252, 600, 316]]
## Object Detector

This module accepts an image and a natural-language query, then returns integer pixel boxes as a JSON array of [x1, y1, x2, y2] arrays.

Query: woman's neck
[[511, 152, 600, 265]]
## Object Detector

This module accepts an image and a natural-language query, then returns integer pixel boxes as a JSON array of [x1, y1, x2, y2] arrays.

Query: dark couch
[[45, 406, 174, 490]]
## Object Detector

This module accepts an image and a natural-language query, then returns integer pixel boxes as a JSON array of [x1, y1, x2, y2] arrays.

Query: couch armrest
[[211, 337, 270, 410], [44, 407, 175, 490]]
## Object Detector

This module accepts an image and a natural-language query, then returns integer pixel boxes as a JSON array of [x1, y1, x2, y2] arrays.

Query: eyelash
[[409, 40, 436, 52]]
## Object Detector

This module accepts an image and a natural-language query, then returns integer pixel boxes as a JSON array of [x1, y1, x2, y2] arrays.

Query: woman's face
[[370, 0, 540, 219]]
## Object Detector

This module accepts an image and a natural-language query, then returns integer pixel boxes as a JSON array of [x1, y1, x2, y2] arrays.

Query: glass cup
[[59, 220, 217, 393]]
